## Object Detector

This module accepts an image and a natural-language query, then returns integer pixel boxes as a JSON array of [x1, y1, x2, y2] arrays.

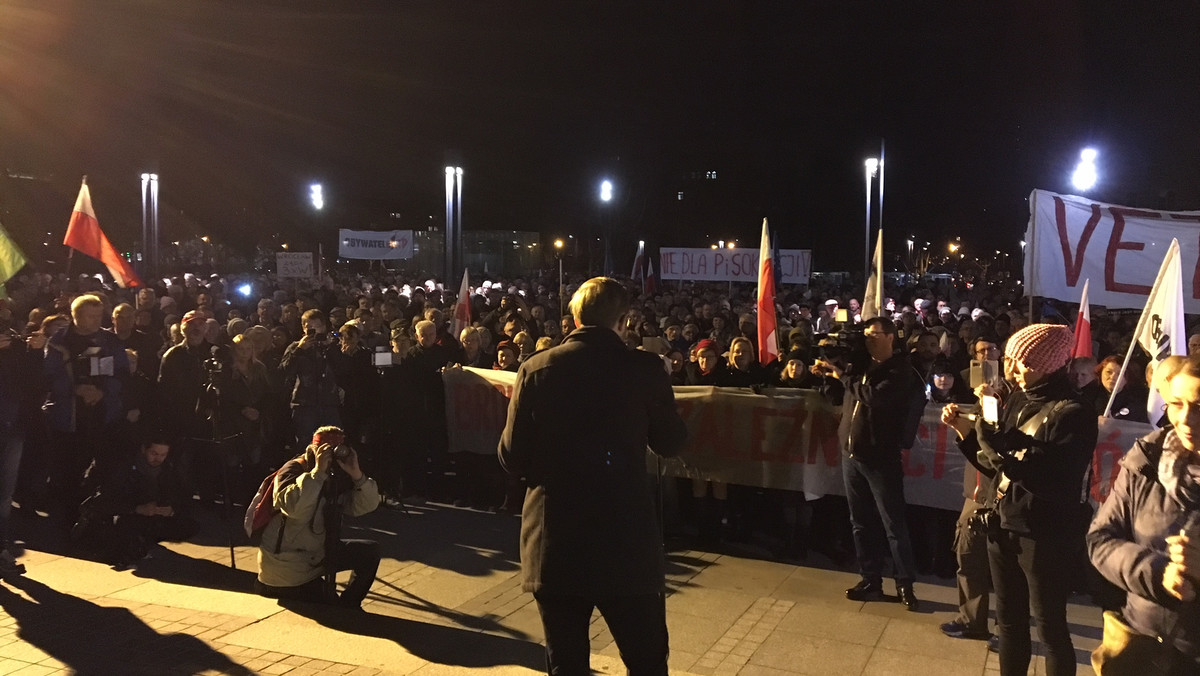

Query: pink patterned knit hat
[[1004, 323, 1073, 373]]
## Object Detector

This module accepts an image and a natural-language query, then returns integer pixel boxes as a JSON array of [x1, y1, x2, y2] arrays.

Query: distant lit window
[[706, 171, 717, 180], [677, 192, 684, 200]]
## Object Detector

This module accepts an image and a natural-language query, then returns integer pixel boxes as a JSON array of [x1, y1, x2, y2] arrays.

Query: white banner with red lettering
[[1024, 189, 1200, 310], [444, 366, 1150, 511], [658, 248, 812, 284]]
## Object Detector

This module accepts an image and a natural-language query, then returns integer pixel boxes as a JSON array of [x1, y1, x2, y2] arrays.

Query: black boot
[[897, 582, 920, 611], [845, 578, 884, 602]]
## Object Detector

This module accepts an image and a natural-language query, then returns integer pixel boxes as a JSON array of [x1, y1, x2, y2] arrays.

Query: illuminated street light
[[1072, 148, 1098, 191], [727, 241, 736, 249], [864, 158, 879, 281], [309, 183, 324, 210], [710, 244, 718, 250], [949, 243, 959, 253], [600, 180, 613, 202]]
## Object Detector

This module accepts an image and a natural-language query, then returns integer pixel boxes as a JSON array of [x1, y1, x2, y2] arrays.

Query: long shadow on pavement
[[0, 575, 252, 676], [280, 597, 546, 671], [131, 545, 257, 593]]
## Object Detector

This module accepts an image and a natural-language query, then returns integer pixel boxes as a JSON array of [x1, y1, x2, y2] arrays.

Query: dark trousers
[[256, 539, 379, 608], [842, 453, 917, 584], [533, 591, 668, 676], [988, 529, 1075, 676], [953, 499, 991, 633]]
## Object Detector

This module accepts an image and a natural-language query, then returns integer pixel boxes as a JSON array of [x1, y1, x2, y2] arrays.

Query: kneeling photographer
[[941, 324, 1097, 676], [253, 426, 381, 609]]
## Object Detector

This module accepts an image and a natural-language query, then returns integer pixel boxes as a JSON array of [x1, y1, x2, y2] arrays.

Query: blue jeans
[[0, 427, 24, 547], [842, 453, 917, 584]]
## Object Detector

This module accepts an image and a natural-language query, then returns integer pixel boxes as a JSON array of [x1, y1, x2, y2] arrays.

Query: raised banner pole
[[1027, 190, 1036, 321]]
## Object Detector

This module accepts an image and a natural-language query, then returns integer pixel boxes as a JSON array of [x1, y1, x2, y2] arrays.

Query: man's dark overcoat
[[498, 326, 687, 596]]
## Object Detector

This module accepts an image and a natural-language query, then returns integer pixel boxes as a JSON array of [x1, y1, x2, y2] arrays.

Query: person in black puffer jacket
[[1089, 354, 1200, 672], [943, 323, 1097, 676]]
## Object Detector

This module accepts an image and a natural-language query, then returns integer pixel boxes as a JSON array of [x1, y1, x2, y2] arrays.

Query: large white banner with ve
[[1023, 189, 1200, 311]]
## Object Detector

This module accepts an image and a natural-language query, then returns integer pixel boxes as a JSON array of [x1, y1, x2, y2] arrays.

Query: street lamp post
[[554, 239, 565, 316], [599, 179, 613, 275], [864, 158, 879, 281], [445, 167, 463, 284], [140, 173, 159, 277]]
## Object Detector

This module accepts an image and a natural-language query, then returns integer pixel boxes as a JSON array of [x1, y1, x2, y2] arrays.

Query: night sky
[[1, 1, 1198, 273]]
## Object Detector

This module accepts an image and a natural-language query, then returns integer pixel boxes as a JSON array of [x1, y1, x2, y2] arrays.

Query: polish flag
[[645, 259, 657, 295], [756, 218, 779, 365], [64, 179, 142, 288], [1071, 279, 1092, 358], [630, 240, 645, 291], [453, 268, 472, 338]]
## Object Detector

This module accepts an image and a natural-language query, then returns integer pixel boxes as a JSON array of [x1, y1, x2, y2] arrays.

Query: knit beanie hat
[[1004, 323, 1073, 373]]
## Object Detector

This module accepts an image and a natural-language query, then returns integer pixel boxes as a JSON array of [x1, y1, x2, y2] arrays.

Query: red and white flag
[[1071, 278, 1092, 358], [756, 218, 779, 365], [64, 179, 142, 288], [452, 268, 472, 338], [630, 240, 644, 291], [645, 258, 657, 295]]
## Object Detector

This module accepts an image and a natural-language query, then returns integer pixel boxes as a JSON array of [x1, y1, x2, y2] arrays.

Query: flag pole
[[1027, 190, 1037, 321], [1102, 241, 1175, 418]]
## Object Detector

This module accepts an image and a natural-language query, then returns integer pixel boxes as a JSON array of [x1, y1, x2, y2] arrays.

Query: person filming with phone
[[281, 310, 341, 446], [940, 324, 1097, 676]]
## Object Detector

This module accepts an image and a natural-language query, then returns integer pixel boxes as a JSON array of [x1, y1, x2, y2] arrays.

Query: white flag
[[1108, 239, 1185, 421], [862, 229, 883, 321]]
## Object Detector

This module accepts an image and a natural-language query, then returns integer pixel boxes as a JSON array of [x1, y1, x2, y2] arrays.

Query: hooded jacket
[[1088, 428, 1200, 660], [256, 447, 380, 588]]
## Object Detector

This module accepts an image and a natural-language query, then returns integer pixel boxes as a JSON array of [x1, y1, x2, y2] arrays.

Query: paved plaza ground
[[0, 500, 1103, 675]]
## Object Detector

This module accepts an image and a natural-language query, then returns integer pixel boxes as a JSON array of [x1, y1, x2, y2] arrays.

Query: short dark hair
[[569, 277, 629, 328], [301, 309, 325, 324], [863, 316, 896, 335]]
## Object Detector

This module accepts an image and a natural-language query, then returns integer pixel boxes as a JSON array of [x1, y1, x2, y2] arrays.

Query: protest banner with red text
[[1024, 189, 1200, 311], [658, 248, 811, 284], [444, 367, 1151, 511]]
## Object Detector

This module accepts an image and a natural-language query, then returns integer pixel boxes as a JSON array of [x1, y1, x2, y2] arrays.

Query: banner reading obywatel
[[338, 229, 414, 260], [659, 248, 811, 284], [1024, 189, 1200, 311]]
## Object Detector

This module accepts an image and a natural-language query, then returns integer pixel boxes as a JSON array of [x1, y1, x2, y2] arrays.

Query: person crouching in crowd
[[73, 438, 198, 569], [254, 426, 380, 609]]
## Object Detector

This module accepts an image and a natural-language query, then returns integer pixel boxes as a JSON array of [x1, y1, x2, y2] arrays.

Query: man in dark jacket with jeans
[[814, 316, 923, 610], [499, 277, 687, 675]]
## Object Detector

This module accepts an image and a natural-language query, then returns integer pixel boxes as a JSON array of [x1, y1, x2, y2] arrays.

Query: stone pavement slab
[[0, 502, 1104, 675]]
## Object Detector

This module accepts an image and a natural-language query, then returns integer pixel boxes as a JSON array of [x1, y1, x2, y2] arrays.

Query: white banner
[[659, 248, 812, 284], [338, 229, 414, 260], [275, 252, 314, 279], [443, 366, 1152, 510], [1024, 189, 1200, 311]]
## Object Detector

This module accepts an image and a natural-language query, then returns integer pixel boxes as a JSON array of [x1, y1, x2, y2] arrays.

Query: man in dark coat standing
[[499, 277, 687, 676]]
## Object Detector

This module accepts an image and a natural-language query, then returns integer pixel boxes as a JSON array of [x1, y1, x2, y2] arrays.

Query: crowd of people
[[0, 264, 1185, 646], [0, 271, 1158, 529]]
